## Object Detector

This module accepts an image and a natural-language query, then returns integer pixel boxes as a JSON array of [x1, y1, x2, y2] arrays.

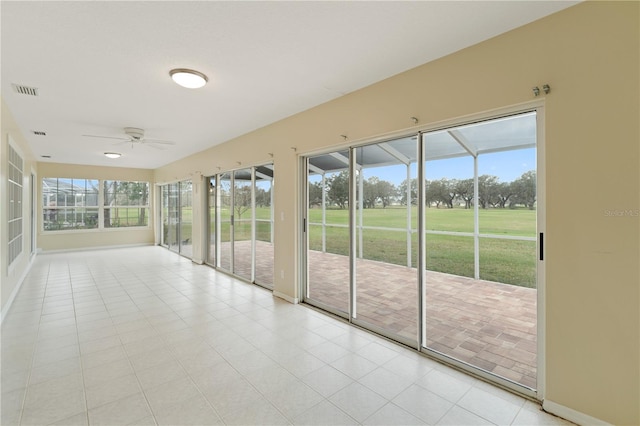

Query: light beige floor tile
[[359, 366, 414, 400], [331, 353, 378, 380], [302, 364, 354, 398], [49, 411, 89, 426], [292, 400, 358, 426], [266, 380, 324, 420], [437, 405, 494, 425], [143, 376, 200, 413], [392, 384, 453, 425], [85, 373, 141, 409], [83, 358, 134, 388], [329, 382, 388, 423], [416, 369, 473, 403], [20, 390, 85, 425], [222, 395, 290, 426], [135, 359, 188, 390], [154, 394, 223, 425], [200, 378, 262, 418], [32, 343, 80, 367], [88, 392, 152, 426], [28, 357, 82, 385], [24, 372, 83, 408], [457, 387, 522, 425], [362, 402, 424, 425]]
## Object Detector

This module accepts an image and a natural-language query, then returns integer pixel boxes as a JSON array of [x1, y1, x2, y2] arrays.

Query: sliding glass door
[[302, 111, 541, 393], [305, 151, 351, 315], [159, 180, 192, 257], [205, 164, 274, 289], [422, 112, 538, 390]]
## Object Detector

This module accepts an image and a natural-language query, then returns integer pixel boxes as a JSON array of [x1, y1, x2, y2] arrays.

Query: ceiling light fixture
[[104, 152, 121, 159], [169, 68, 208, 89]]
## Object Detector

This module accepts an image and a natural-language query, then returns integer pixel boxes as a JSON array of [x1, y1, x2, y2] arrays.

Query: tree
[[495, 182, 514, 209], [425, 179, 443, 208], [234, 184, 252, 218], [398, 178, 417, 206], [512, 170, 536, 209], [375, 179, 396, 208], [362, 177, 379, 209], [455, 179, 474, 209], [478, 175, 499, 209], [308, 181, 324, 207], [327, 171, 349, 209]]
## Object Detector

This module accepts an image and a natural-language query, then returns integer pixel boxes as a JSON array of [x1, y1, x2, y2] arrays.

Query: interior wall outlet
[[280, 211, 284, 221], [280, 270, 284, 279]]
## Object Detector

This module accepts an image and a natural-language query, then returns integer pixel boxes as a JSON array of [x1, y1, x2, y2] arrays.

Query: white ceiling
[[1, 1, 578, 169]]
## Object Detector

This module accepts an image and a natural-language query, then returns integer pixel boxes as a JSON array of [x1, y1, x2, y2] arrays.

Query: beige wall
[[1, 100, 38, 317], [155, 2, 639, 424], [38, 163, 155, 251]]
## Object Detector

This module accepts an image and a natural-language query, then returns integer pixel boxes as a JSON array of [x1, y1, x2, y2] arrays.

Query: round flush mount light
[[169, 68, 208, 89], [104, 152, 121, 159]]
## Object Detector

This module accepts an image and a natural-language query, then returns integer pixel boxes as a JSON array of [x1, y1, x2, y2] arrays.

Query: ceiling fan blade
[[143, 138, 175, 145], [145, 143, 166, 150], [83, 134, 130, 141]]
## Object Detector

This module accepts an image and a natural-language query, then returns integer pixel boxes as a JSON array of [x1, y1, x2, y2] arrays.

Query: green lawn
[[308, 206, 537, 288], [176, 205, 537, 288]]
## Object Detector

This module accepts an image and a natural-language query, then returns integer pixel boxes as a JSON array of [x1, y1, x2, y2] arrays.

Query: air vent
[[11, 83, 39, 96], [32, 131, 47, 136]]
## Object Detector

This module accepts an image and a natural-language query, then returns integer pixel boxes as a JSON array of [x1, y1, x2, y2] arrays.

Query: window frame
[[41, 177, 151, 233]]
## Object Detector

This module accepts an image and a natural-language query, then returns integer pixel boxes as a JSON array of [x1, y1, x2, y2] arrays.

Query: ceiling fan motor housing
[[124, 127, 145, 140]]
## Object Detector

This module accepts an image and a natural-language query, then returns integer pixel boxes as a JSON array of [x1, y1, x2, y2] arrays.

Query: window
[[7, 142, 23, 266], [42, 178, 149, 231], [104, 181, 149, 228]]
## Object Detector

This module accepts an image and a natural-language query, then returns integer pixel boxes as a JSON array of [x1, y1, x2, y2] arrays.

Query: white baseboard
[[273, 291, 299, 304], [40, 243, 153, 254], [543, 399, 611, 426], [1, 254, 37, 324]]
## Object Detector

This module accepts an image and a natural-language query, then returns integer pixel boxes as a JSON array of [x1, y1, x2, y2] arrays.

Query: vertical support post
[[349, 149, 356, 321], [251, 168, 256, 283], [474, 156, 480, 280], [406, 163, 412, 268], [417, 132, 426, 349], [270, 175, 274, 244], [358, 166, 364, 259], [321, 173, 326, 253]]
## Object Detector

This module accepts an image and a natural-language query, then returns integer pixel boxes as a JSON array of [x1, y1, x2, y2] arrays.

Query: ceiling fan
[[83, 127, 175, 149]]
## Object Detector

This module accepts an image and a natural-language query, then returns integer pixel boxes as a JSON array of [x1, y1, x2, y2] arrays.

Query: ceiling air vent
[[12, 83, 39, 96], [32, 131, 47, 136]]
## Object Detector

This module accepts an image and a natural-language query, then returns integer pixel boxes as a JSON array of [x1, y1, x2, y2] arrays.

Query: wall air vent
[[11, 83, 39, 96], [32, 131, 47, 136]]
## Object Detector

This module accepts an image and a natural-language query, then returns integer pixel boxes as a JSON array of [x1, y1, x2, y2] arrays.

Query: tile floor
[[1, 246, 569, 425]]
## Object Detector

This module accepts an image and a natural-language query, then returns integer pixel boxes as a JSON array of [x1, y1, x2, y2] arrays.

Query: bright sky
[[358, 147, 536, 185]]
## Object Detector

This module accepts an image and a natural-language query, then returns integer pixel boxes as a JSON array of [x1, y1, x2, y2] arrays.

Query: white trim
[[535, 104, 546, 400], [273, 290, 299, 304], [1, 253, 36, 324], [39, 242, 153, 254], [543, 399, 611, 426]]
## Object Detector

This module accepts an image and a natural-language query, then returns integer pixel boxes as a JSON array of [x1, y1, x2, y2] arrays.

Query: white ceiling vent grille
[[12, 83, 39, 96], [32, 131, 47, 136]]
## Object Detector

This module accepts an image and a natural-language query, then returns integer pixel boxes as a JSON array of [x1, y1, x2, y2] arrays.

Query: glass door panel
[[353, 138, 418, 343], [218, 173, 232, 271], [161, 185, 169, 247], [305, 152, 350, 315], [255, 165, 274, 288], [422, 112, 538, 390], [233, 169, 253, 280], [179, 181, 193, 257], [206, 176, 216, 265], [168, 183, 179, 252]]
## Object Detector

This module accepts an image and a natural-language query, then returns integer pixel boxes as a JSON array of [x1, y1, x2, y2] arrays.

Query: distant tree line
[[309, 170, 536, 210]]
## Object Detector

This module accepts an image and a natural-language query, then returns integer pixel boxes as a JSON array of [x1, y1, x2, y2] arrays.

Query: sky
[[354, 147, 536, 185]]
